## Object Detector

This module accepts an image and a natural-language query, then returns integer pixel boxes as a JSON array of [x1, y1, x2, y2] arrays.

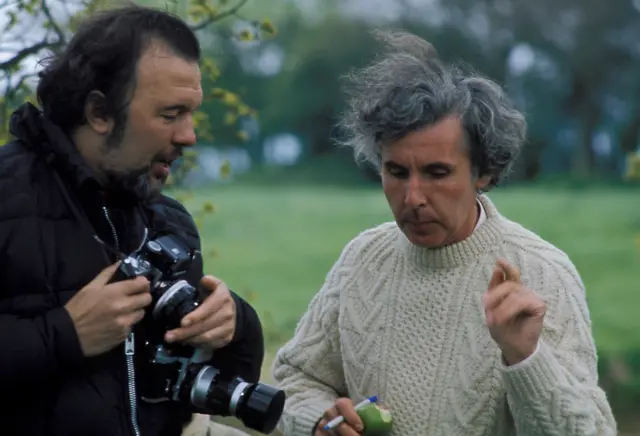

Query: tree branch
[[5, 71, 38, 99], [0, 0, 20, 9], [189, 0, 249, 32], [0, 40, 54, 71], [42, 0, 68, 46]]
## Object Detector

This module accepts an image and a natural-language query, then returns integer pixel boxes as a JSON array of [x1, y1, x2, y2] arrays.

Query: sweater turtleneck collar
[[400, 194, 505, 269]]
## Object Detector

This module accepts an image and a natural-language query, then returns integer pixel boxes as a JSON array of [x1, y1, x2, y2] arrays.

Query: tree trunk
[[572, 107, 599, 178], [619, 105, 640, 153], [563, 74, 601, 179]]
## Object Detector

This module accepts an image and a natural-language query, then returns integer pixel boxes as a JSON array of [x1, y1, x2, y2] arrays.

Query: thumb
[[93, 261, 122, 286], [199, 275, 221, 294]]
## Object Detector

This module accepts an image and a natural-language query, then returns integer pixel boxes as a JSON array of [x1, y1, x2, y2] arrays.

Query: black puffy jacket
[[0, 103, 265, 436]]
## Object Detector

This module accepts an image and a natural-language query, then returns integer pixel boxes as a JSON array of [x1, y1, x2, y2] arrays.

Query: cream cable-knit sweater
[[271, 195, 617, 436]]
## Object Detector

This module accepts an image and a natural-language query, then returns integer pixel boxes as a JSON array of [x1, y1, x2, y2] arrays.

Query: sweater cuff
[[501, 340, 567, 404], [502, 341, 541, 370], [290, 400, 334, 436]]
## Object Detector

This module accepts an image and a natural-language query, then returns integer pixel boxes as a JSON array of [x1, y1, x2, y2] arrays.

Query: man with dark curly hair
[[0, 5, 269, 436], [272, 30, 617, 436]]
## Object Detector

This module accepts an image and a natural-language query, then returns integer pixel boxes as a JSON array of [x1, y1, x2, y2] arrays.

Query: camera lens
[[152, 279, 200, 330], [233, 381, 285, 434], [189, 366, 285, 434]]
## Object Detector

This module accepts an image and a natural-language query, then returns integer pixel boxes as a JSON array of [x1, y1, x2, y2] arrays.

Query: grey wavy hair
[[336, 30, 527, 191]]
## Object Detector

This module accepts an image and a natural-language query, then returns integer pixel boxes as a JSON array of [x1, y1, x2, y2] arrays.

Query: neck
[[71, 128, 107, 185], [448, 197, 480, 245]]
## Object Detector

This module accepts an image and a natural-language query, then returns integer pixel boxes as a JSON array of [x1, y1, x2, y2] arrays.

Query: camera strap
[[46, 156, 113, 265]]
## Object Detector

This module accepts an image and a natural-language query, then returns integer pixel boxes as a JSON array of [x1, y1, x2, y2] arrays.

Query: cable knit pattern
[[271, 195, 617, 436]]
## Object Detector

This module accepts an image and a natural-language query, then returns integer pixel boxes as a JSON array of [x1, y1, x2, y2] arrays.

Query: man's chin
[[147, 175, 167, 199], [102, 169, 153, 201], [402, 227, 447, 249]]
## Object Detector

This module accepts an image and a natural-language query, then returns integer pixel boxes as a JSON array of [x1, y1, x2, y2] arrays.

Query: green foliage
[[0, 0, 277, 186], [626, 152, 640, 181]]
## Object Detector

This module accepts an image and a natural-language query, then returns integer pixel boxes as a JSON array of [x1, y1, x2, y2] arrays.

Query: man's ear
[[475, 174, 491, 191], [84, 90, 114, 135]]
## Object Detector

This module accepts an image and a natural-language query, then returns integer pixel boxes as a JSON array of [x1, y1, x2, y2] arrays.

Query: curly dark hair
[[36, 4, 201, 137], [336, 30, 527, 191]]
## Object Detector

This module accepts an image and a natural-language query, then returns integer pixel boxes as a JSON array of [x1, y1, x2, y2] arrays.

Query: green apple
[[356, 403, 393, 436]]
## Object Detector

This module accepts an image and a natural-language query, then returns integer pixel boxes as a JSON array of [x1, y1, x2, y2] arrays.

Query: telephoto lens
[[185, 364, 286, 434]]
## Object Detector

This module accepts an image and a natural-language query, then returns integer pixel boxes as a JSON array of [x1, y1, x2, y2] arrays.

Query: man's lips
[[405, 220, 439, 231], [150, 152, 182, 179], [154, 157, 177, 166], [154, 151, 183, 166], [151, 161, 172, 179]]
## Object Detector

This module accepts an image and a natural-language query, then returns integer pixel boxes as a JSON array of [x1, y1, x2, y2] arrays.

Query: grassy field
[[170, 183, 640, 434]]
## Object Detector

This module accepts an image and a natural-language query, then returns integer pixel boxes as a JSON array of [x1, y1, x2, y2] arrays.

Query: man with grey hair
[[271, 30, 617, 436]]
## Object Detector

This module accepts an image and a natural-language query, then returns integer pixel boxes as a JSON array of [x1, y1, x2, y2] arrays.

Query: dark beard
[[147, 172, 167, 200], [99, 127, 155, 201], [101, 166, 153, 202]]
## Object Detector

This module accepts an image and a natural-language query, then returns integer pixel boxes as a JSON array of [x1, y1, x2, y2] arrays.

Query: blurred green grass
[[171, 184, 640, 433], [176, 184, 640, 354]]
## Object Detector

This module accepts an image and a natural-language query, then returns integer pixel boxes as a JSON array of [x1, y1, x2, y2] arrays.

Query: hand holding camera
[[64, 262, 152, 357], [164, 274, 236, 349], [87, 232, 286, 434]]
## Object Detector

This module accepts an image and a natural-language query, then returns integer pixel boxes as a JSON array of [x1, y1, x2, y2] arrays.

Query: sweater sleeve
[[271, 240, 357, 436], [500, 257, 617, 435]]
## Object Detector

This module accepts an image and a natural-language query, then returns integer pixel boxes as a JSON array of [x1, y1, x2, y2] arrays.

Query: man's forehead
[[134, 44, 202, 101], [137, 40, 200, 77]]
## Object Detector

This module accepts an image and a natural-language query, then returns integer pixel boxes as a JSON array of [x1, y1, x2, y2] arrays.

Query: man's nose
[[173, 116, 197, 147], [404, 176, 427, 207]]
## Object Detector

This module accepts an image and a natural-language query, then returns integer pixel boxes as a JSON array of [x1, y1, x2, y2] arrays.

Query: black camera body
[[111, 232, 285, 434]]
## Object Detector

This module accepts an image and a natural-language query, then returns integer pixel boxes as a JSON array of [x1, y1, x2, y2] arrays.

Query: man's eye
[[162, 114, 178, 121], [431, 171, 449, 178], [389, 168, 408, 178]]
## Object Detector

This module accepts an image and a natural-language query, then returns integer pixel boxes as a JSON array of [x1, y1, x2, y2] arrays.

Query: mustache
[[153, 148, 184, 163]]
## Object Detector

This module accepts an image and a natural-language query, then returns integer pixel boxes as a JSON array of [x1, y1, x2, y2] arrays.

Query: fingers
[[127, 309, 146, 326], [106, 285, 152, 321], [109, 276, 150, 296], [488, 266, 505, 290], [485, 287, 544, 326], [317, 407, 338, 435], [496, 258, 520, 283], [335, 398, 364, 434], [334, 423, 361, 435], [199, 275, 221, 294], [114, 309, 146, 339], [181, 280, 228, 327], [319, 408, 360, 436], [172, 324, 234, 348], [164, 305, 234, 344], [485, 291, 523, 326], [488, 259, 521, 292], [483, 281, 518, 312], [317, 400, 364, 436], [315, 418, 333, 435], [93, 261, 122, 286], [123, 291, 153, 312]]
